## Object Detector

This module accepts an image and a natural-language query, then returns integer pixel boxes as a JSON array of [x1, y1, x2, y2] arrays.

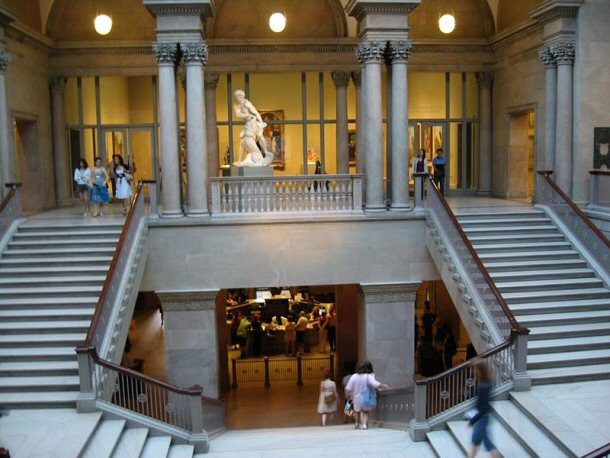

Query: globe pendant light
[[94, 13, 113, 35], [438, 13, 455, 34], [269, 12, 286, 33]]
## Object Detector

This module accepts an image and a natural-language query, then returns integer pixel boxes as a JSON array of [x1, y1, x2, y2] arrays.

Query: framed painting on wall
[[260, 110, 285, 168]]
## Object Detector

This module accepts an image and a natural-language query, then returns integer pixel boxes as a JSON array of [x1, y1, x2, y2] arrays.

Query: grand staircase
[[0, 221, 121, 409], [425, 208, 610, 457]]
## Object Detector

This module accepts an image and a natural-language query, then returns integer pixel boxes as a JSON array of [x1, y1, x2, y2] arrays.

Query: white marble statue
[[232, 90, 274, 167]]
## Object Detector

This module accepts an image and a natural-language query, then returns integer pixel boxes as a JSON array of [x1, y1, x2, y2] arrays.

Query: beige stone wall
[[573, 0, 610, 202]]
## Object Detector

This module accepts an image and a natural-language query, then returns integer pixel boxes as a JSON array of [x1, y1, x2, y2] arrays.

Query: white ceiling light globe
[[438, 14, 456, 34], [94, 14, 113, 35], [269, 12, 286, 33]]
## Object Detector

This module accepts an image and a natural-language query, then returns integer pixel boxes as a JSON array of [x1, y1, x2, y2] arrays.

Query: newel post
[[187, 385, 208, 451], [409, 382, 429, 441], [75, 347, 96, 413], [512, 331, 531, 391]]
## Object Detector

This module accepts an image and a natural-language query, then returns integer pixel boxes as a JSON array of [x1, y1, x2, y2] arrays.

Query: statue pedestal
[[231, 166, 274, 177]]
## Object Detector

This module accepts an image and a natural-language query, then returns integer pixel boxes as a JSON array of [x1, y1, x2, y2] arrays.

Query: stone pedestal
[[231, 166, 274, 177], [157, 290, 220, 399], [360, 283, 418, 390]]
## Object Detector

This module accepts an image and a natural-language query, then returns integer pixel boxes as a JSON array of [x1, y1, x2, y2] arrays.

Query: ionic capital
[[388, 40, 413, 63], [539, 46, 556, 68], [476, 71, 494, 89], [356, 41, 386, 65], [551, 42, 575, 65], [182, 42, 209, 65], [331, 71, 351, 87], [153, 42, 178, 65]]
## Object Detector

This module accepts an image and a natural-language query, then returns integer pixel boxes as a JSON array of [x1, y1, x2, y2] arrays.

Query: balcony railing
[[210, 174, 363, 215], [589, 170, 610, 209]]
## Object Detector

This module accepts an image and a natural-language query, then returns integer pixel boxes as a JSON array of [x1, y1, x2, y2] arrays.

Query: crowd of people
[[73, 154, 135, 216]]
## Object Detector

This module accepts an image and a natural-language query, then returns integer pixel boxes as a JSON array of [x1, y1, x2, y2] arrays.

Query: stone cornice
[[144, 1, 215, 20], [157, 290, 218, 311], [346, 1, 421, 21], [361, 283, 418, 303]]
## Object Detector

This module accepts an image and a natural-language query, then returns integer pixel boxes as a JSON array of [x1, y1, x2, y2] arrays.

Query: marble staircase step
[[490, 400, 570, 458], [462, 225, 559, 235], [0, 360, 78, 376], [0, 375, 79, 392], [0, 332, 86, 347], [0, 346, 77, 361], [446, 419, 533, 458], [0, 320, 90, 334], [496, 277, 603, 293], [81, 419, 126, 458], [113, 428, 149, 458], [8, 238, 119, 248], [529, 363, 610, 384], [0, 390, 79, 408], [528, 348, 610, 369], [0, 275, 105, 287], [504, 288, 610, 304], [2, 247, 115, 257], [426, 430, 466, 458], [510, 298, 610, 315], [0, 256, 112, 268], [518, 309, 610, 327], [140, 436, 172, 458], [168, 444, 196, 458], [0, 307, 95, 321], [468, 233, 566, 244], [485, 258, 588, 272], [490, 268, 596, 282], [0, 285, 102, 298], [0, 296, 98, 309], [17, 223, 123, 233], [0, 265, 109, 277], [527, 322, 610, 340], [455, 210, 544, 219], [528, 334, 610, 354], [473, 241, 572, 252], [478, 250, 580, 262], [12, 229, 122, 240]]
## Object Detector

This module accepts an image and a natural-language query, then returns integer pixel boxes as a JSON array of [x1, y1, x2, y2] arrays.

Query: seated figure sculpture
[[232, 90, 274, 167]]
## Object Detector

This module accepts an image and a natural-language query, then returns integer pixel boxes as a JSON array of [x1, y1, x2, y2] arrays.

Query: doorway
[[13, 117, 40, 211], [507, 111, 536, 201]]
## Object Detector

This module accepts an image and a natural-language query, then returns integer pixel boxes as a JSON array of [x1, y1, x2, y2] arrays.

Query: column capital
[[50, 77, 67, 94], [351, 71, 361, 87], [476, 71, 494, 89], [539, 46, 557, 68], [331, 71, 351, 87], [204, 71, 220, 89], [157, 290, 218, 312], [356, 41, 386, 65], [153, 42, 179, 65], [182, 41, 209, 65], [0, 50, 9, 72], [387, 40, 413, 63], [551, 42, 575, 65]]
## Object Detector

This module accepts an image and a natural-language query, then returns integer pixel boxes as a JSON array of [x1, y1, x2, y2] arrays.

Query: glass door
[[127, 127, 156, 183], [99, 128, 128, 169]]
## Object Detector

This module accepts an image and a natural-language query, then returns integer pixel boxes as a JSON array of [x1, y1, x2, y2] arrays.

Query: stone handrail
[[589, 170, 610, 208], [0, 183, 22, 243], [210, 174, 363, 215]]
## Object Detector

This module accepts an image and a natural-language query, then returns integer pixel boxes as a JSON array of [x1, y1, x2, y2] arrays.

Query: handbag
[[324, 392, 336, 404], [360, 386, 377, 409], [344, 399, 354, 417]]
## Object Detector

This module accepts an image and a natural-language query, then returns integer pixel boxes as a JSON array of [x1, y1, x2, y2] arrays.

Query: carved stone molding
[[157, 290, 218, 312], [551, 42, 575, 65], [331, 71, 351, 87], [204, 71, 219, 88], [0, 50, 9, 72], [361, 283, 418, 304], [351, 71, 361, 86], [153, 42, 178, 64], [182, 41, 209, 65], [50, 76, 67, 94], [356, 41, 386, 65], [388, 40, 413, 63], [539, 46, 557, 68], [476, 71, 494, 89]]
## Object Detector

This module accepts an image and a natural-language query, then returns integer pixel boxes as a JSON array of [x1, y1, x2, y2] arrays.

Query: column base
[[364, 204, 387, 213], [477, 189, 491, 197], [161, 210, 184, 218], [187, 210, 210, 218], [389, 203, 411, 212]]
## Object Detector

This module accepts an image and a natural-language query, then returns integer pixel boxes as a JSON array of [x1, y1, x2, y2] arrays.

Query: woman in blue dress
[[90, 157, 110, 216]]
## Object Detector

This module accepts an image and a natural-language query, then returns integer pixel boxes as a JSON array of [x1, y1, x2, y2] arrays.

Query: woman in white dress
[[317, 370, 339, 427], [113, 155, 133, 215]]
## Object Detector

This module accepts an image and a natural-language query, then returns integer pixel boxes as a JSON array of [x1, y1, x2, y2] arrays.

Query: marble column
[[386, 62, 392, 203], [540, 47, 557, 172], [204, 72, 220, 178], [352, 71, 364, 176], [183, 42, 209, 217], [0, 50, 11, 193], [388, 41, 412, 211], [50, 77, 71, 205], [153, 43, 182, 217], [360, 283, 417, 390], [157, 290, 220, 399], [552, 42, 575, 195], [357, 41, 386, 212], [477, 72, 493, 196], [332, 72, 350, 175]]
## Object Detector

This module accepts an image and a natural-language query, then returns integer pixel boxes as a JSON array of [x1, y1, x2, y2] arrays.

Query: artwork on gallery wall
[[261, 110, 285, 168], [348, 130, 356, 166], [593, 127, 610, 169]]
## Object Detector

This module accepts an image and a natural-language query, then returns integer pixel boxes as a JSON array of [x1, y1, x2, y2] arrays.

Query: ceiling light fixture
[[269, 12, 286, 33], [94, 14, 113, 35], [438, 13, 456, 34]]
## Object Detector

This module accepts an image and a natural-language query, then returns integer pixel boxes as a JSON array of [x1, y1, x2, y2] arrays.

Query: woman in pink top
[[344, 360, 389, 430]]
